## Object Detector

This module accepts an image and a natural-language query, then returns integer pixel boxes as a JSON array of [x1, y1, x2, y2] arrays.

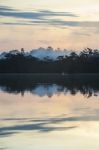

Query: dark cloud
[[31, 19, 99, 28], [0, 5, 99, 29], [0, 5, 18, 11], [1, 22, 32, 26], [1, 20, 99, 29], [0, 5, 77, 20]]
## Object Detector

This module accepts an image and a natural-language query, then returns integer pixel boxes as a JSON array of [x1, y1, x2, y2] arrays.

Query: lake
[[0, 74, 99, 150]]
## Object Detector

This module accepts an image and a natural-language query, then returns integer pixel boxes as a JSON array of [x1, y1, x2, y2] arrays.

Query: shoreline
[[0, 73, 99, 76]]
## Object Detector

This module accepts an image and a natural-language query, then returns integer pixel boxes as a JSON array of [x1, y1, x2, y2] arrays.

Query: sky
[[0, 0, 99, 51]]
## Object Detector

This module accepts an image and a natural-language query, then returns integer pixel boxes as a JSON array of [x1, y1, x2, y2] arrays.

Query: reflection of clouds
[[32, 84, 64, 97], [0, 114, 99, 137], [0, 117, 76, 137], [0, 131, 17, 137]]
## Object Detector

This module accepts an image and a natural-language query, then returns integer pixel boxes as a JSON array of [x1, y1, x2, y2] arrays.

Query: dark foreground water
[[0, 74, 99, 150]]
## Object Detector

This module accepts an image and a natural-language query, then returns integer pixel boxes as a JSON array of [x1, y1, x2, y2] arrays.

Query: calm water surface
[[0, 74, 99, 150]]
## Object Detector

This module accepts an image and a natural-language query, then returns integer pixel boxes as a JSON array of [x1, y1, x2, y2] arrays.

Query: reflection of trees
[[0, 75, 99, 98], [68, 86, 94, 98]]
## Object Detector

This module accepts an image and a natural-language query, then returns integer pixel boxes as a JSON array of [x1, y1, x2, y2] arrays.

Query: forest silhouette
[[0, 48, 99, 73]]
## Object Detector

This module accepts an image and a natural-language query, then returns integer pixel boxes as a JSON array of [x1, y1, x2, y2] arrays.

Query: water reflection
[[0, 75, 99, 150], [1, 115, 99, 137], [0, 74, 99, 98]]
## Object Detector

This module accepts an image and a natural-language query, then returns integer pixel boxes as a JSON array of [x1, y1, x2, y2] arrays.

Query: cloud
[[0, 5, 99, 29], [0, 6, 77, 20], [1, 20, 99, 29], [0, 5, 17, 11], [33, 20, 99, 28]]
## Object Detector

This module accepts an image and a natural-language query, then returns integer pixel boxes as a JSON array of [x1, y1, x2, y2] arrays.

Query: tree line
[[0, 48, 99, 73]]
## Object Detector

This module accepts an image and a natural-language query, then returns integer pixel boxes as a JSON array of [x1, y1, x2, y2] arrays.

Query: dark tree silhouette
[[0, 47, 99, 73]]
